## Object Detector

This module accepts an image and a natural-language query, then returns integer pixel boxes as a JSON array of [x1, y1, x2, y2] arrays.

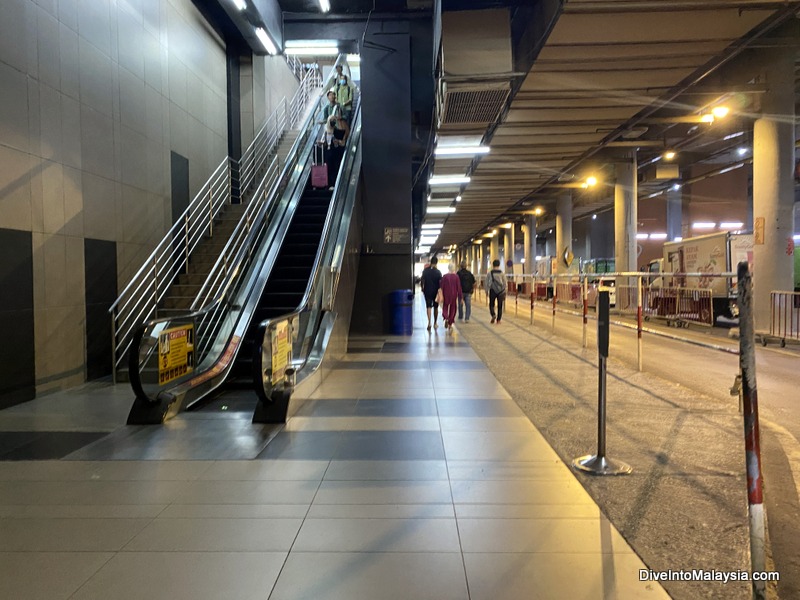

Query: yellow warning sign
[[270, 321, 291, 385], [158, 324, 194, 385]]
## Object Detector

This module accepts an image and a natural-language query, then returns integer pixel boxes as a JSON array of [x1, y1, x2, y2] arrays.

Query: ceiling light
[[421, 224, 443, 230], [592, 214, 597, 220], [482, 233, 494, 238], [663, 151, 676, 160], [674, 236, 683, 242], [692, 222, 716, 229], [711, 106, 730, 119], [434, 146, 490, 156], [285, 47, 338, 56], [415, 247, 431, 254], [492, 229, 498, 235], [737, 147, 748, 156], [427, 207, 456, 214], [346, 54, 361, 63], [636, 233, 649, 240], [650, 233, 668, 240], [533, 207, 543, 216], [585, 176, 598, 187], [700, 114, 715, 123], [429, 175, 470, 185], [503, 223, 513, 229], [473, 239, 483, 244], [254, 28, 278, 55], [672, 184, 682, 191], [455, 195, 462, 202], [720, 222, 744, 229], [230, 0, 246, 10], [285, 39, 338, 48], [723, 131, 744, 141], [318, 0, 331, 12]]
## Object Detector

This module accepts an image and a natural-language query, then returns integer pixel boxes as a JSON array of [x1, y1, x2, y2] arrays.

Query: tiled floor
[[0, 299, 670, 599]]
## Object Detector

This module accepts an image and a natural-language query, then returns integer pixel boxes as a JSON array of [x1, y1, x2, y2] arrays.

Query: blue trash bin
[[390, 289, 413, 335]]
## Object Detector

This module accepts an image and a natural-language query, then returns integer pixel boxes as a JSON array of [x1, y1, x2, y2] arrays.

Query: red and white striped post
[[637, 275, 643, 371], [582, 276, 588, 348], [737, 261, 766, 600]]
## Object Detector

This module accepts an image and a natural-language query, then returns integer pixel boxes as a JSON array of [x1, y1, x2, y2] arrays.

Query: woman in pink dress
[[440, 262, 463, 330]]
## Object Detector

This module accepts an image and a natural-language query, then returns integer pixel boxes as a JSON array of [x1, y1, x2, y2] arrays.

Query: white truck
[[648, 231, 753, 320]]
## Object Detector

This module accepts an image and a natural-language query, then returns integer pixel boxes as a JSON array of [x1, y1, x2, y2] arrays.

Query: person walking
[[440, 262, 463, 331], [456, 260, 475, 322], [485, 259, 508, 324], [420, 257, 442, 331]]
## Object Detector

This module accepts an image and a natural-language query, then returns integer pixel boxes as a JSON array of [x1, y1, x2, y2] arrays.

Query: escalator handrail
[[253, 100, 363, 396]]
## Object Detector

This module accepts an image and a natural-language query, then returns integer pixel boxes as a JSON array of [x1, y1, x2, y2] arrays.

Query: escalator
[[230, 187, 333, 381], [126, 65, 362, 424]]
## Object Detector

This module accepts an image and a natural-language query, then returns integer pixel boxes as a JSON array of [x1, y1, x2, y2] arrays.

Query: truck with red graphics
[[647, 231, 754, 320]]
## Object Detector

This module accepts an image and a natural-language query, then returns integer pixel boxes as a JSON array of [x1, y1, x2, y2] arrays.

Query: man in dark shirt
[[420, 256, 442, 331], [456, 261, 476, 322]]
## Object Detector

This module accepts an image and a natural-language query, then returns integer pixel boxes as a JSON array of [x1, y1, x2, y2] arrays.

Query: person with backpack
[[420, 256, 443, 331], [485, 259, 508, 324], [456, 260, 475, 322]]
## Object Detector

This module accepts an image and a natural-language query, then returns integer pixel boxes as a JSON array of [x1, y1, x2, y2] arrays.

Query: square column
[[556, 194, 573, 273], [615, 154, 638, 273]]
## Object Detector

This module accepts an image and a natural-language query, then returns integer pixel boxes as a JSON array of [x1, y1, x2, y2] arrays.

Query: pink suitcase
[[311, 145, 328, 188]]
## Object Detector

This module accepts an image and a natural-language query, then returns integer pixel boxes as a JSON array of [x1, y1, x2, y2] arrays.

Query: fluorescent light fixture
[[674, 236, 683, 242], [723, 131, 744, 141], [415, 247, 431, 254], [254, 28, 278, 55], [672, 184, 682, 191], [650, 233, 668, 240], [636, 233, 649, 240], [346, 54, 361, 63], [230, 0, 246, 10], [737, 147, 748, 156], [434, 146, 490, 156], [318, 0, 331, 12], [455, 195, 462, 202], [427, 207, 456, 214], [285, 39, 338, 48], [692, 222, 716, 229], [429, 175, 470, 185], [720, 222, 744, 229], [421, 224, 443, 230], [592, 214, 597, 220], [718, 163, 745, 175], [285, 47, 338, 56]]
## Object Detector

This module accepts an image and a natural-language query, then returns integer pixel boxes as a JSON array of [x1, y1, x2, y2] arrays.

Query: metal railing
[[239, 67, 322, 196], [768, 290, 800, 346], [285, 54, 304, 80], [109, 157, 232, 376], [126, 56, 349, 407], [110, 65, 324, 379]]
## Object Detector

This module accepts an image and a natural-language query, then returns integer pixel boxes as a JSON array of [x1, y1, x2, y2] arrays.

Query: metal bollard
[[573, 291, 632, 476], [530, 292, 534, 326], [736, 262, 766, 600]]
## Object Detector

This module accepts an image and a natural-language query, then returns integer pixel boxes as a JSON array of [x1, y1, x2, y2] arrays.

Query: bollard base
[[572, 454, 632, 476]]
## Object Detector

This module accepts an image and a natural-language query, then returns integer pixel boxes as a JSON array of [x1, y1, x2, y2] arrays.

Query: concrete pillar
[[555, 194, 573, 273], [490, 233, 499, 270], [524, 215, 537, 275], [504, 227, 515, 273], [666, 186, 682, 241], [753, 48, 795, 331], [476, 244, 483, 275], [615, 154, 638, 273]]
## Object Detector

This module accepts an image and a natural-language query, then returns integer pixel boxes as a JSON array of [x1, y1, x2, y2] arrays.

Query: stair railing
[[109, 156, 232, 379], [239, 66, 322, 197]]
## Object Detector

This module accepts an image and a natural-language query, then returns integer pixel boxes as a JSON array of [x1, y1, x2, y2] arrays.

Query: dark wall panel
[[350, 254, 413, 336], [85, 239, 118, 380], [0, 228, 35, 408], [170, 151, 190, 225]]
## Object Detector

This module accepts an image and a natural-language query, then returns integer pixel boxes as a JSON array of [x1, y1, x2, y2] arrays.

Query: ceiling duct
[[438, 8, 513, 130]]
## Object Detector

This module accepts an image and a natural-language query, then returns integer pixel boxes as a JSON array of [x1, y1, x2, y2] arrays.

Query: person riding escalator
[[325, 115, 349, 190]]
